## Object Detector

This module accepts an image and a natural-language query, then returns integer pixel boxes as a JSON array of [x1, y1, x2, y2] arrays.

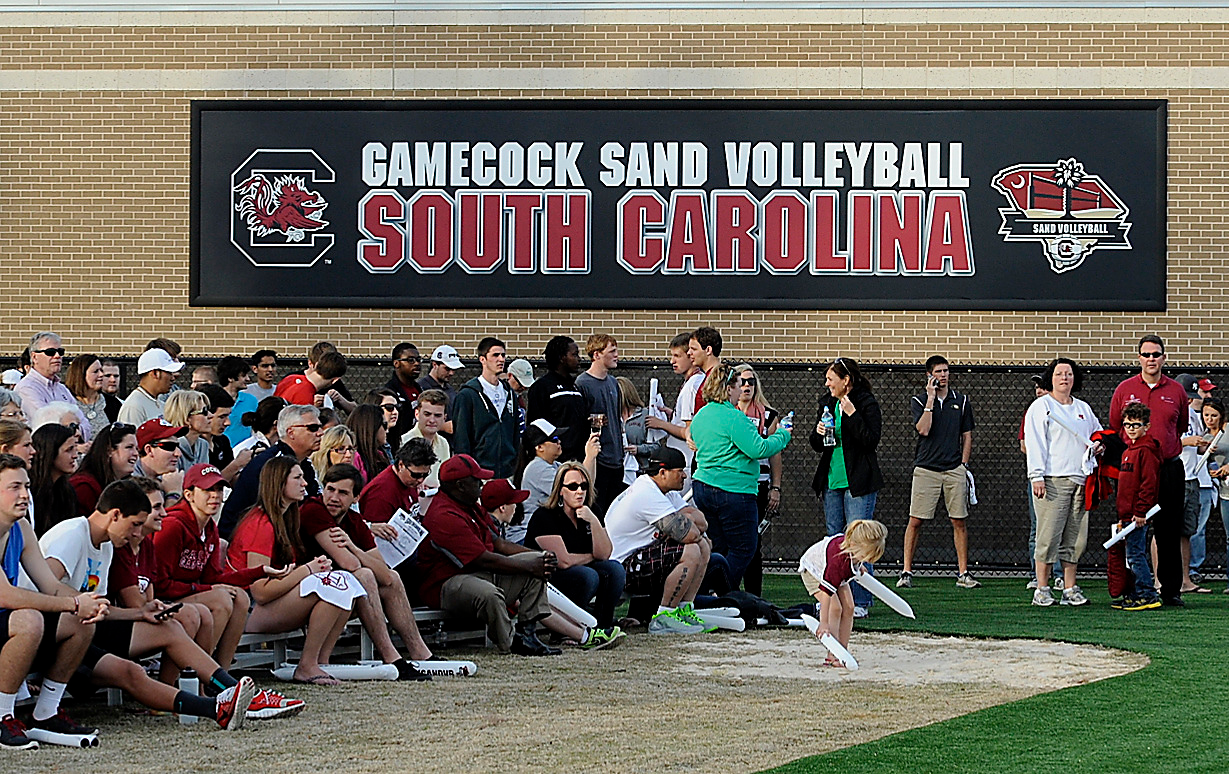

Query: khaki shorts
[[909, 465, 969, 520]]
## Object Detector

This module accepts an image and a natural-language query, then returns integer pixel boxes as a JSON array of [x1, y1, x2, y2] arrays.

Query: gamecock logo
[[991, 158, 1132, 274], [230, 149, 335, 267]]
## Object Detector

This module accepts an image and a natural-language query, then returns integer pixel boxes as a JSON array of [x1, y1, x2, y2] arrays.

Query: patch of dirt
[[41, 630, 1146, 774]]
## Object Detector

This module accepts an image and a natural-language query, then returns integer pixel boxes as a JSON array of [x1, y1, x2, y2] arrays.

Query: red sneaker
[[215, 676, 256, 731], [246, 688, 306, 720]]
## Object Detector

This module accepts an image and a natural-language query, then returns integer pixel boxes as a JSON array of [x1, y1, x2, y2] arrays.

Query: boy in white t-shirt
[[646, 333, 705, 474], [606, 448, 714, 635], [39, 478, 276, 733]]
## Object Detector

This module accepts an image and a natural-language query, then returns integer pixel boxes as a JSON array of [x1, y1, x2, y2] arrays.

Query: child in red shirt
[[1116, 403, 1162, 610]]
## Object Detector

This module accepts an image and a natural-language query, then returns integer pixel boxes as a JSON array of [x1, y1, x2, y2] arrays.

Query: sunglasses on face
[[331, 446, 355, 454], [403, 469, 429, 480], [740, 378, 757, 387], [0, 410, 22, 419], [152, 440, 179, 452], [291, 423, 324, 433], [561, 481, 590, 491], [381, 404, 398, 412], [1139, 351, 1164, 359], [1123, 421, 1146, 429], [35, 347, 65, 357], [547, 436, 561, 444]]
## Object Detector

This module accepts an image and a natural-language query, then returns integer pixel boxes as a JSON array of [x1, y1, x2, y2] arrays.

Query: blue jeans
[[550, 560, 627, 629], [692, 480, 759, 590], [1125, 521, 1158, 601], [822, 488, 877, 609], [1189, 486, 1215, 572]]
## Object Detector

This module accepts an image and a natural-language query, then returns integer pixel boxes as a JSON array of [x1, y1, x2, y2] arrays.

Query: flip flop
[[1184, 585, 1213, 594], [293, 673, 341, 686], [822, 656, 845, 668]]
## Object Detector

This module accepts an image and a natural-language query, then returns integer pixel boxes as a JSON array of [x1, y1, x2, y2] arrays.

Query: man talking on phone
[[897, 355, 980, 590]]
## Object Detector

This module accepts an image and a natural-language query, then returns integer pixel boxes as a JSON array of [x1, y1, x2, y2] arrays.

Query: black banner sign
[[191, 99, 1166, 310]]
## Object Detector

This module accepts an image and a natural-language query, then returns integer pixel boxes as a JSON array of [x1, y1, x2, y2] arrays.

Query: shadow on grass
[[756, 574, 1229, 774]]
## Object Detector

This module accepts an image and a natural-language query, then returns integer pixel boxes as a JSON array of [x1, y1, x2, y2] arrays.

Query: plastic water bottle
[[178, 668, 199, 725], [821, 406, 836, 447], [779, 410, 794, 431]]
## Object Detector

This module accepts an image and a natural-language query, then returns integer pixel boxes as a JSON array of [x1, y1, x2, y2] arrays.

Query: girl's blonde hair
[[732, 363, 772, 410], [842, 519, 887, 563], [163, 389, 208, 427], [700, 359, 736, 406], [312, 425, 356, 478], [543, 461, 594, 510]]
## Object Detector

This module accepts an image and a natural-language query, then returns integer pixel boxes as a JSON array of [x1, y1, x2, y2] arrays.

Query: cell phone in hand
[[155, 602, 184, 621]]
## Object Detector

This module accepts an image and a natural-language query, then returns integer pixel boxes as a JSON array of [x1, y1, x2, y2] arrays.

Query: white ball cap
[[137, 347, 186, 375], [430, 345, 464, 370]]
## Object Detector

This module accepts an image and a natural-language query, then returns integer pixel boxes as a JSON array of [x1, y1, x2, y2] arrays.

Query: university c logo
[[991, 158, 1132, 274], [230, 149, 335, 267]]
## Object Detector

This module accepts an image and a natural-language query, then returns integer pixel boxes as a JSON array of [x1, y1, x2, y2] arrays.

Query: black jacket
[[809, 387, 884, 498]]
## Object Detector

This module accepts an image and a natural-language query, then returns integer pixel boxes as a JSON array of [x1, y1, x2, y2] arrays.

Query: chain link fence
[[92, 356, 1229, 578]]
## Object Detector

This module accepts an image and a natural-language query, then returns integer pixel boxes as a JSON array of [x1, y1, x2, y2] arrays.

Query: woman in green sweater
[[689, 361, 791, 589]]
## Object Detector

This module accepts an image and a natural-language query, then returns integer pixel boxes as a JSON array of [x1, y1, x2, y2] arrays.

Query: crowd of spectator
[[0, 326, 1224, 750]]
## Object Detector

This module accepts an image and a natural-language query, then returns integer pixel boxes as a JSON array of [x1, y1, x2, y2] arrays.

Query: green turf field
[[756, 573, 1229, 774]]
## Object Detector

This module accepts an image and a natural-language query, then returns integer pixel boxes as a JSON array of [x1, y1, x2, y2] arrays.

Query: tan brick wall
[[0, 15, 1225, 365]]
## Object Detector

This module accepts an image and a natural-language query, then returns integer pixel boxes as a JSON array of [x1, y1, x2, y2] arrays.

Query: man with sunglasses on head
[[118, 348, 185, 426], [384, 343, 422, 445], [133, 419, 187, 505], [358, 438, 435, 526], [16, 332, 85, 430], [1110, 335, 1190, 607], [218, 405, 323, 540]]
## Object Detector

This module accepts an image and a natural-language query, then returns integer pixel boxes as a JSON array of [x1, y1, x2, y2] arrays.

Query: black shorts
[[622, 541, 688, 597], [3, 611, 71, 674], [80, 620, 134, 671]]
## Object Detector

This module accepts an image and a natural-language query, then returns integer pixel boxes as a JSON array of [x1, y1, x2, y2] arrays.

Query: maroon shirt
[[1117, 434, 1162, 522], [1109, 374, 1188, 460], [416, 490, 496, 608], [357, 465, 418, 524], [108, 535, 155, 604], [299, 497, 377, 557]]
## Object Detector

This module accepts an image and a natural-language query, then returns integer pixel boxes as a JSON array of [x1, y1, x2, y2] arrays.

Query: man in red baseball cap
[[133, 419, 187, 502], [416, 455, 560, 655], [480, 479, 530, 533]]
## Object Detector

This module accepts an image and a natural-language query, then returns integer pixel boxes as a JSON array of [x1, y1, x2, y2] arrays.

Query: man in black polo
[[526, 335, 590, 462], [898, 355, 979, 590]]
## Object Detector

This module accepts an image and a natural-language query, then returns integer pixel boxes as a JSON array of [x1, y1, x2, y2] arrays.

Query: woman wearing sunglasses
[[689, 360, 792, 591], [69, 422, 139, 516], [164, 390, 213, 471], [525, 462, 626, 647], [732, 364, 782, 597], [364, 388, 404, 450], [512, 419, 600, 544]]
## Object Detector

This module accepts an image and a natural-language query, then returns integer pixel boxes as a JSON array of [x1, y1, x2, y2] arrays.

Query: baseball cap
[[506, 359, 536, 388], [137, 348, 185, 375], [136, 417, 186, 448], [1198, 378, 1218, 392], [430, 345, 464, 370], [1175, 373, 1199, 399], [644, 446, 686, 474], [438, 454, 494, 482], [184, 463, 227, 491], [1, 369, 21, 386], [1029, 373, 1044, 386], [524, 418, 567, 447], [480, 478, 530, 512]]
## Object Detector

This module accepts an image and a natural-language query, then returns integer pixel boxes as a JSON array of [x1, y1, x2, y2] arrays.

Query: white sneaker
[[1032, 586, 1055, 607], [1060, 586, 1089, 606], [1053, 577, 1065, 591], [852, 606, 869, 619], [1026, 579, 1038, 590]]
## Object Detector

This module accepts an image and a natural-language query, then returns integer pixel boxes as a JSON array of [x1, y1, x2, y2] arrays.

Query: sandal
[[1185, 585, 1213, 594], [822, 656, 845, 668], [292, 673, 341, 686]]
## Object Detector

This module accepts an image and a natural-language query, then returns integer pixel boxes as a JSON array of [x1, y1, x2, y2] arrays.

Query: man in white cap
[[417, 345, 463, 435], [15, 332, 84, 428], [505, 359, 534, 436], [118, 349, 185, 426]]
